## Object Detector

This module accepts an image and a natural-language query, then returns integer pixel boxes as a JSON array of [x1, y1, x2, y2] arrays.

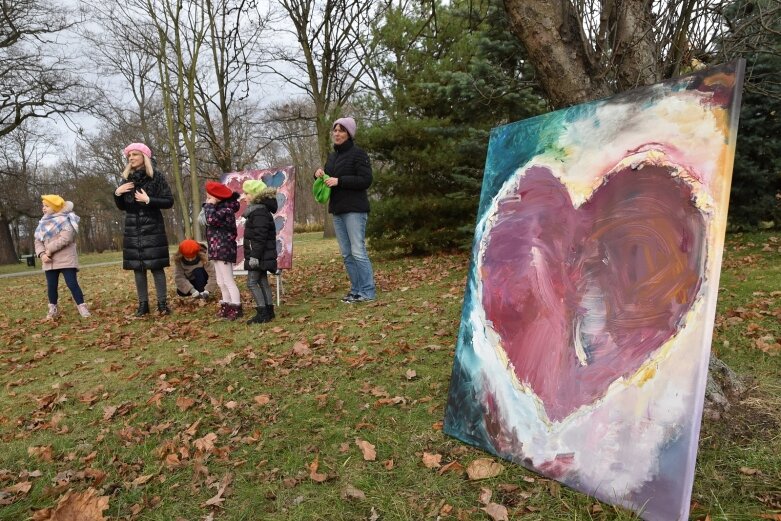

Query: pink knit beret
[[123, 142, 152, 158]]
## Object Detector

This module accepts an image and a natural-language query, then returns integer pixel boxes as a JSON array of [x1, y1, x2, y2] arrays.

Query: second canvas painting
[[444, 61, 745, 520]]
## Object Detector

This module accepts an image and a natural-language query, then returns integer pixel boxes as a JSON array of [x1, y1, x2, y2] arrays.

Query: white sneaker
[[77, 303, 91, 317], [46, 304, 59, 320]]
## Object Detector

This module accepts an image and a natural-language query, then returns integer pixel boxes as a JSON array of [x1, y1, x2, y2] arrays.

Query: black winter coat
[[243, 191, 278, 273], [322, 139, 372, 215], [114, 168, 174, 270]]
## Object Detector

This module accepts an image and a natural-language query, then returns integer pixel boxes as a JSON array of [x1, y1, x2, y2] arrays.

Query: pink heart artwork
[[480, 163, 706, 422]]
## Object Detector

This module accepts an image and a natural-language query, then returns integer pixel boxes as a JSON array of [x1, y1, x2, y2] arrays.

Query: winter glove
[[190, 288, 200, 297], [248, 257, 260, 269]]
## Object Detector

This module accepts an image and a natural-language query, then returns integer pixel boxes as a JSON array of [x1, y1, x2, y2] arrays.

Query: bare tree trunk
[[503, 0, 612, 107], [0, 213, 19, 264]]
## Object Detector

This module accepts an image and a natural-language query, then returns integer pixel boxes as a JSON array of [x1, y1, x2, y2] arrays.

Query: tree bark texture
[[503, 0, 612, 107], [0, 214, 19, 264]]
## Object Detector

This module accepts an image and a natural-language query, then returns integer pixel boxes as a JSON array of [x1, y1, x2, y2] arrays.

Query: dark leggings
[[134, 268, 167, 303], [247, 270, 273, 307], [46, 268, 85, 305]]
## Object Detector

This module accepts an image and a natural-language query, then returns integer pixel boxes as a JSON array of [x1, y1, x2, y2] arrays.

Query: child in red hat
[[202, 181, 243, 319], [172, 239, 217, 298]]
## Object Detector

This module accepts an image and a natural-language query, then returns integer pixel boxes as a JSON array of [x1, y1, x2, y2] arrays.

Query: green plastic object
[[313, 174, 331, 203]]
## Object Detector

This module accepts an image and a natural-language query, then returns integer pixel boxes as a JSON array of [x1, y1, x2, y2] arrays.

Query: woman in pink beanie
[[114, 142, 175, 316], [313, 116, 376, 303]]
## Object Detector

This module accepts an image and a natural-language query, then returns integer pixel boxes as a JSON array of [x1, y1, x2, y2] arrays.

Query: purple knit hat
[[333, 117, 357, 139]]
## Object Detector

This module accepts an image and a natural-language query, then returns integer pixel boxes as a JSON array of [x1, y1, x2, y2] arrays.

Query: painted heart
[[263, 170, 286, 188], [480, 163, 706, 422]]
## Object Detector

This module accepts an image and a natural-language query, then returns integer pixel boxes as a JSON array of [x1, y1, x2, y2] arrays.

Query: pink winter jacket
[[34, 203, 80, 271]]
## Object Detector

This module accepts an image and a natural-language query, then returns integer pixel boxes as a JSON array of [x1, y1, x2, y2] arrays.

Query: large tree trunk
[[0, 213, 20, 264], [503, 0, 612, 107]]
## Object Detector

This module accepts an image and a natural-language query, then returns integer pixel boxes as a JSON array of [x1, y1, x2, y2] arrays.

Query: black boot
[[157, 300, 172, 315], [266, 305, 275, 320], [134, 301, 150, 317], [247, 306, 266, 324]]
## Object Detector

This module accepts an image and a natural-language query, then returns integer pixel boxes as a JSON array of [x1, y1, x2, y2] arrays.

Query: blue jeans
[[332, 212, 375, 299]]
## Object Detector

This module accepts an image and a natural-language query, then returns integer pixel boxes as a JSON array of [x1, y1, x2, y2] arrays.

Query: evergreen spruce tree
[[731, 54, 781, 228], [360, 0, 546, 254]]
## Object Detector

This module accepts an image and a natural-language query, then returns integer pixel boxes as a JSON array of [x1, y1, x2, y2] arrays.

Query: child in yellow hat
[[34, 195, 90, 319]]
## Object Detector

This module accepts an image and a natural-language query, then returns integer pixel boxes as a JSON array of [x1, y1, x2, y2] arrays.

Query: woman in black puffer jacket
[[313, 117, 376, 303], [114, 143, 174, 317]]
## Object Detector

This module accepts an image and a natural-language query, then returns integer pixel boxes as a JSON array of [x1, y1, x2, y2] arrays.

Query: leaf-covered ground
[[0, 232, 779, 520]]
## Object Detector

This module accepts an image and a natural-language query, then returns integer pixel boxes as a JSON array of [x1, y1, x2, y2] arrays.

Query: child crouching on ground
[[173, 239, 217, 299], [34, 195, 90, 319], [241, 180, 279, 324], [202, 181, 243, 319]]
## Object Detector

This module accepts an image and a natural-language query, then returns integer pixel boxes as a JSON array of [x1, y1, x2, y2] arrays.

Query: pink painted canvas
[[444, 61, 745, 520], [221, 166, 296, 270]]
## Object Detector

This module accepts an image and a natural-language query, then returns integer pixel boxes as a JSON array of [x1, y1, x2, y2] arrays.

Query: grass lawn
[[0, 231, 779, 520]]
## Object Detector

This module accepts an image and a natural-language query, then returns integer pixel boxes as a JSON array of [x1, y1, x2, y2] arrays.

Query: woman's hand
[[324, 177, 339, 187], [134, 188, 151, 204], [115, 182, 134, 197], [314, 168, 325, 179], [41, 253, 51, 263]]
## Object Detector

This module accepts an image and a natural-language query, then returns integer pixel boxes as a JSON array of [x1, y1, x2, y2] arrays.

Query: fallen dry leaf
[[481, 502, 509, 521], [383, 459, 394, 470], [2, 480, 32, 495], [422, 452, 442, 469], [131, 474, 154, 487], [194, 433, 218, 453], [405, 369, 416, 380], [438, 461, 464, 475], [201, 473, 233, 507], [340, 484, 366, 501], [292, 341, 311, 356], [253, 394, 271, 406], [759, 514, 781, 521], [739, 467, 762, 476], [308, 456, 328, 483], [38, 488, 109, 521], [102, 405, 117, 420], [467, 458, 504, 480], [176, 396, 195, 411], [28, 446, 53, 462], [479, 487, 492, 505], [355, 438, 376, 461]]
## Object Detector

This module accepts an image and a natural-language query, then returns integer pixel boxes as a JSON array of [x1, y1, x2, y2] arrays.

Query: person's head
[[41, 194, 65, 215], [122, 143, 154, 179], [332, 117, 356, 146], [205, 181, 233, 202], [178, 239, 201, 261], [242, 179, 268, 202]]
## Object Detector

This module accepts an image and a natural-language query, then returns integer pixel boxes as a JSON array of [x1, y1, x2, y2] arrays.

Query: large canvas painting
[[443, 61, 745, 520], [221, 166, 296, 270]]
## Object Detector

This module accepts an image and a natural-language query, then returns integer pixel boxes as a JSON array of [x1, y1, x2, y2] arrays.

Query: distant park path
[[0, 260, 122, 279]]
